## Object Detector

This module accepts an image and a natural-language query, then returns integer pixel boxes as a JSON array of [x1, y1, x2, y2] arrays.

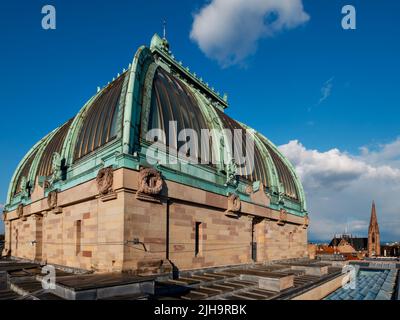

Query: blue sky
[[0, 0, 399, 241]]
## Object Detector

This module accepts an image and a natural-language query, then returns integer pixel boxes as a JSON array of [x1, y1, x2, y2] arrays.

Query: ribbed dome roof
[[5, 34, 306, 216]]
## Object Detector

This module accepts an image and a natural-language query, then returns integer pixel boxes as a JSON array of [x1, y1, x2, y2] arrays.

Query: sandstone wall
[[4, 167, 309, 273]]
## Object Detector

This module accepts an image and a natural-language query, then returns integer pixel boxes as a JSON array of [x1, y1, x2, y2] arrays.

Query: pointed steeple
[[369, 201, 380, 233], [368, 200, 381, 257]]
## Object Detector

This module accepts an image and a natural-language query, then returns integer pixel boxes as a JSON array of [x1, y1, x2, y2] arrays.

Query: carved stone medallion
[[277, 209, 287, 226], [96, 167, 114, 196], [137, 168, 163, 195], [225, 193, 241, 218], [47, 191, 58, 209]]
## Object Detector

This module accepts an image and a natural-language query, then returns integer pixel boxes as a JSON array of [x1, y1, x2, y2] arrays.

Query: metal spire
[[163, 19, 167, 39]]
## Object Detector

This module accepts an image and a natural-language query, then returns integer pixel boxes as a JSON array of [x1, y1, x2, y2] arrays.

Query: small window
[[195, 222, 202, 257], [76, 220, 82, 255]]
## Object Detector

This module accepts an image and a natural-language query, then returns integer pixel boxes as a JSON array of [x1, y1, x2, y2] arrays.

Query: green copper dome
[[5, 34, 307, 217]]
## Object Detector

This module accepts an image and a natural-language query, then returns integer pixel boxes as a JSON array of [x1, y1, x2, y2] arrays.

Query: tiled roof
[[325, 269, 398, 300]]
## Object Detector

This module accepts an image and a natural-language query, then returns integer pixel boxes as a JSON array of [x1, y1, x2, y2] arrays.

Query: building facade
[[1, 35, 309, 274]]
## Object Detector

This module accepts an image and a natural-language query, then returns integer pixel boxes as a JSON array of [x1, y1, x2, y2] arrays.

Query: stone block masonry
[[3, 168, 309, 274]]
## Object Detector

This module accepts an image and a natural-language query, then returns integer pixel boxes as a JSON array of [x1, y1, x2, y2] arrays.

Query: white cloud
[[360, 138, 400, 168], [279, 140, 400, 241], [318, 77, 334, 104], [190, 0, 310, 66]]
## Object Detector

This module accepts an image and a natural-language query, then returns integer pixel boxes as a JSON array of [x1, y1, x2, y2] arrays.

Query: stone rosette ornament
[[138, 168, 163, 195], [136, 168, 163, 202], [277, 209, 287, 226], [225, 193, 241, 218], [96, 167, 114, 196]]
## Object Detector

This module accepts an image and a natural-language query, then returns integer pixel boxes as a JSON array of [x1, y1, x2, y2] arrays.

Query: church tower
[[368, 201, 381, 257]]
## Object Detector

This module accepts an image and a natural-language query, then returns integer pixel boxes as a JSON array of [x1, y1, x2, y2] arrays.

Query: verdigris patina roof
[[5, 34, 307, 217]]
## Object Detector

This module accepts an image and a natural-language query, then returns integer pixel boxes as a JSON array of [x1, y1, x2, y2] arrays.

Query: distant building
[[329, 234, 368, 253], [381, 243, 400, 257], [368, 201, 381, 257]]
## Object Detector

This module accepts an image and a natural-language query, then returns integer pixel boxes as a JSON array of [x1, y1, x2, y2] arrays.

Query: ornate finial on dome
[[150, 32, 170, 53], [163, 19, 167, 40]]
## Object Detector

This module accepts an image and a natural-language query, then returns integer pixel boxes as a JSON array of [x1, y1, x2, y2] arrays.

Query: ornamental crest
[[137, 168, 163, 195], [47, 190, 58, 209], [96, 167, 114, 196], [277, 209, 287, 226]]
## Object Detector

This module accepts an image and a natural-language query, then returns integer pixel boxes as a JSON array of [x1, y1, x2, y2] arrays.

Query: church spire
[[368, 200, 381, 257]]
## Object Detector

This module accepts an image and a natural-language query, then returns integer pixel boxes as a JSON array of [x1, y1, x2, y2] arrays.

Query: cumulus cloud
[[190, 0, 310, 66], [360, 138, 400, 168], [279, 140, 400, 241]]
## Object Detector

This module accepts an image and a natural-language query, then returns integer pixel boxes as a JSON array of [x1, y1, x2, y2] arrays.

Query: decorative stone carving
[[136, 168, 163, 202], [96, 167, 114, 196], [47, 190, 62, 214], [303, 215, 309, 229], [47, 191, 58, 209], [277, 209, 287, 226], [225, 159, 238, 187], [17, 204, 24, 219], [2, 212, 7, 222], [20, 176, 28, 193], [225, 193, 241, 218], [245, 184, 253, 195], [137, 168, 163, 195], [43, 180, 51, 189], [227, 193, 241, 212], [48, 152, 62, 186]]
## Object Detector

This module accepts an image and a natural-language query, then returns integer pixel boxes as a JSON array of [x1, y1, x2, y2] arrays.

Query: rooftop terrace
[[1, 257, 399, 300]]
